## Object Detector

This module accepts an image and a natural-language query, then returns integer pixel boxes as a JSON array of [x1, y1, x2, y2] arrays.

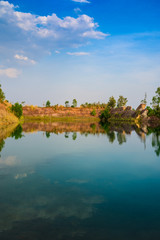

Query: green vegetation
[[0, 84, 5, 103], [90, 108, 96, 116], [65, 101, 70, 107], [150, 87, 160, 117], [72, 99, 77, 108], [100, 108, 111, 122], [117, 95, 128, 108], [80, 102, 107, 108], [11, 102, 23, 119], [46, 100, 51, 107], [141, 92, 147, 105], [107, 96, 116, 109]]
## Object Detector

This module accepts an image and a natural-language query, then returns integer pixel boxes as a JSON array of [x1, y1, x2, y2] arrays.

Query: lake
[[0, 122, 160, 240]]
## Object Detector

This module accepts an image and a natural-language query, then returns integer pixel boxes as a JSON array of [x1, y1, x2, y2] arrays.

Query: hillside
[[0, 102, 19, 126]]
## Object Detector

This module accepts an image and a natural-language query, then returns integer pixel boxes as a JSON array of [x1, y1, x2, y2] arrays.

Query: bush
[[46, 100, 51, 107], [100, 108, 111, 122], [0, 84, 5, 103], [11, 102, 23, 119], [91, 109, 96, 116]]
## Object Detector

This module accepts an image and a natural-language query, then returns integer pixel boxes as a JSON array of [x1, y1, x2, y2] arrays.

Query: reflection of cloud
[[0, 156, 19, 167], [0, 175, 104, 231], [14, 173, 27, 179], [66, 179, 88, 184], [14, 170, 35, 179]]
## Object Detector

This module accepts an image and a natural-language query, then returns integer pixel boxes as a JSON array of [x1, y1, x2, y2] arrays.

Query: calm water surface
[[0, 123, 160, 240]]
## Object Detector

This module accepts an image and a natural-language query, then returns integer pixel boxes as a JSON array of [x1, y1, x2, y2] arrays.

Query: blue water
[[0, 125, 160, 240]]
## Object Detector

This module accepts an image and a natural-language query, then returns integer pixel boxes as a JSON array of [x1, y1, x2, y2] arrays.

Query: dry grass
[[0, 103, 19, 126]]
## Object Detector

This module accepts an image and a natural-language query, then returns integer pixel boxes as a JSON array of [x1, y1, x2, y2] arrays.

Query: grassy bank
[[24, 115, 100, 123], [0, 103, 19, 126]]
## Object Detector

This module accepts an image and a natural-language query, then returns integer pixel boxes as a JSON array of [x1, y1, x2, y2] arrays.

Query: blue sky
[[0, 0, 160, 107]]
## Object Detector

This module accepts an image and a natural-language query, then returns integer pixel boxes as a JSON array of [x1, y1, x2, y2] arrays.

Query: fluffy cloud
[[0, 1, 107, 55], [72, 0, 90, 3], [67, 51, 90, 56], [0, 68, 20, 78]]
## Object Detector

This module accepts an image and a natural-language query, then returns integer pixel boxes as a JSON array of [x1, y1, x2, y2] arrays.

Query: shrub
[[100, 108, 111, 122], [91, 109, 96, 116], [0, 84, 5, 103], [11, 102, 23, 119]]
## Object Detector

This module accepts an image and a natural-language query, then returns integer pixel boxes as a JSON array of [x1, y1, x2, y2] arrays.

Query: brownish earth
[[23, 106, 103, 118], [0, 102, 19, 126]]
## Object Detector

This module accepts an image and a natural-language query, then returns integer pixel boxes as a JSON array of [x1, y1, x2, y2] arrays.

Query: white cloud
[[72, 0, 90, 3], [0, 68, 20, 78], [0, 1, 107, 48], [82, 30, 109, 39], [14, 54, 36, 64], [55, 50, 60, 54], [67, 51, 90, 56], [74, 8, 82, 13]]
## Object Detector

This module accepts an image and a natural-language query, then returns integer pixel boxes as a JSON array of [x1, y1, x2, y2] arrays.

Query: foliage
[[80, 102, 107, 109], [146, 106, 155, 116], [46, 100, 51, 107], [90, 108, 96, 116], [11, 102, 23, 119], [99, 108, 111, 122], [141, 92, 147, 105], [0, 139, 5, 153], [72, 99, 77, 108], [65, 101, 70, 107], [117, 95, 128, 108], [0, 84, 5, 103], [107, 96, 116, 109], [151, 87, 160, 117]]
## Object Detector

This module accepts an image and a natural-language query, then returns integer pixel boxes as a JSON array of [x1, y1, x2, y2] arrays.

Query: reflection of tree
[[0, 139, 5, 156], [65, 132, 69, 138], [46, 132, 50, 138], [11, 125, 24, 140], [117, 132, 126, 145], [100, 122, 115, 143], [152, 132, 160, 156], [90, 124, 96, 131], [107, 131, 115, 143], [72, 132, 77, 141]]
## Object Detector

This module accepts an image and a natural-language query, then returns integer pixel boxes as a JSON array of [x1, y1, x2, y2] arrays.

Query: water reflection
[[0, 122, 159, 157], [0, 122, 160, 239]]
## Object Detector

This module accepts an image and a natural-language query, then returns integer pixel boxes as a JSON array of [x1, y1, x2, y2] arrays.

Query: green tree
[[117, 95, 128, 108], [46, 100, 51, 107], [65, 101, 70, 107], [0, 84, 5, 103], [11, 102, 23, 118], [91, 108, 96, 116], [151, 87, 160, 111], [72, 99, 77, 108], [141, 92, 147, 105], [100, 108, 111, 122], [107, 96, 116, 109]]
